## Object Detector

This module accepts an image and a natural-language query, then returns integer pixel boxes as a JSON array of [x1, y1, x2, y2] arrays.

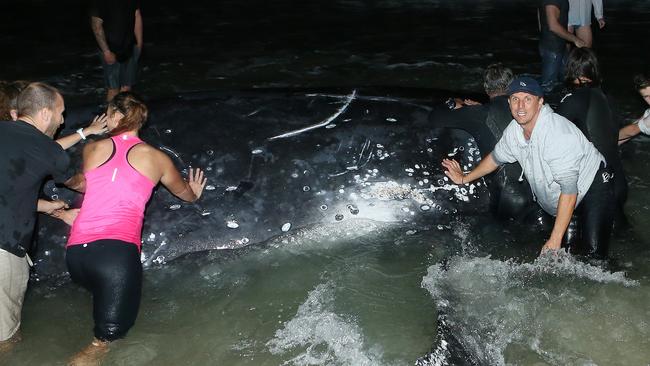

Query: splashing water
[[267, 282, 386, 366], [418, 253, 647, 366]]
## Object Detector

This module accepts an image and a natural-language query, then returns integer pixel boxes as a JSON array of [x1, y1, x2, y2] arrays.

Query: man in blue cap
[[442, 76, 614, 258]]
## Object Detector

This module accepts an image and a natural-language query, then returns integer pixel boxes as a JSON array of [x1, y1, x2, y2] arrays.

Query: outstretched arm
[[442, 152, 500, 185], [37, 199, 68, 215], [618, 123, 641, 145], [37, 199, 78, 226], [56, 114, 108, 150], [159, 153, 207, 202], [541, 193, 577, 253]]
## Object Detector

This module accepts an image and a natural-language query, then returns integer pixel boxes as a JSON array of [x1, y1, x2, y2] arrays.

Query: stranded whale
[[34, 88, 493, 277]]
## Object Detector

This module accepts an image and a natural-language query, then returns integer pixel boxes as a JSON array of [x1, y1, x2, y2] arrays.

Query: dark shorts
[[100, 46, 140, 90], [66, 239, 142, 342]]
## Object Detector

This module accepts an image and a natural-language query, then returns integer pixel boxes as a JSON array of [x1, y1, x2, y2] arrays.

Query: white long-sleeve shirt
[[492, 105, 604, 216]]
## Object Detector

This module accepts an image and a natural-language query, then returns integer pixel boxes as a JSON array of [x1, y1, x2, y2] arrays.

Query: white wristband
[[76, 128, 86, 140]]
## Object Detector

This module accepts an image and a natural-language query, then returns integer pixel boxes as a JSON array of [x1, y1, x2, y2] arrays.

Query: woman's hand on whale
[[442, 159, 465, 185], [188, 167, 207, 200]]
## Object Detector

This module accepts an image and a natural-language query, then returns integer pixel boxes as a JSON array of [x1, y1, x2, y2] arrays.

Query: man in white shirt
[[443, 76, 614, 258], [618, 73, 650, 144]]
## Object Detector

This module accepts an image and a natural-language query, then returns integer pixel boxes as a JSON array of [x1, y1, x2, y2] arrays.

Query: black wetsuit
[[0, 120, 69, 257], [558, 87, 627, 227], [429, 96, 536, 220]]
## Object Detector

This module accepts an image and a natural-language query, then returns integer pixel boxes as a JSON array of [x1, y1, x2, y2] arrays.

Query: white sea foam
[[419, 253, 642, 365], [267, 282, 384, 366]]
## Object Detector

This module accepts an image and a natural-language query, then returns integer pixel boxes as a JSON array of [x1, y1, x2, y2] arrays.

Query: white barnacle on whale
[[281, 223, 291, 232], [226, 220, 240, 229]]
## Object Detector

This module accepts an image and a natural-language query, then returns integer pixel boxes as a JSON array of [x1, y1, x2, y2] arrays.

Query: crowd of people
[[1, 0, 649, 365], [440, 55, 649, 258]]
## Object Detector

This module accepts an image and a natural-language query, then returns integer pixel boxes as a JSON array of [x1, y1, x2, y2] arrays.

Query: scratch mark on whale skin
[[268, 90, 357, 141]]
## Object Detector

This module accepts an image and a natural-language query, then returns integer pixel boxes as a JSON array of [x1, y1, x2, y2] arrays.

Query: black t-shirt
[[90, 0, 141, 61], [0, 121, 69, 257], [540, 0, 569, 52]]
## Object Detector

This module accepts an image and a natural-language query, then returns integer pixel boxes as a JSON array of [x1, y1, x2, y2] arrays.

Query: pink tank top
[[67, 134, 156, 249]]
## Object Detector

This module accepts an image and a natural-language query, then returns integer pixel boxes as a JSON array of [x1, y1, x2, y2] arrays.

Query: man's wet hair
[[16, 82, 61, 118], [633, 73, 650, 91], [565, 47, 601, 87], [483, 63, 514, 96]]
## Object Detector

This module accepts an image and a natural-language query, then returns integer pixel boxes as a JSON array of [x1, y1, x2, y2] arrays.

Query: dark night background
[[1, 0, 648, 112]]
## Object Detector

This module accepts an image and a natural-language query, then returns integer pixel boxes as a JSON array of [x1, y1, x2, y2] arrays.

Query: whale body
[[34, 88, 491, 277]]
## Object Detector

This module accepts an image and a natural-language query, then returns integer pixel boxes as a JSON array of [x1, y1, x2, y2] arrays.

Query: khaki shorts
[[0, 249, 29, 341]]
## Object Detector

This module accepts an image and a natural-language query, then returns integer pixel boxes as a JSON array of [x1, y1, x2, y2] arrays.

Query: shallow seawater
[[2, 0, 650, 365], [14, 222, 443, 365]]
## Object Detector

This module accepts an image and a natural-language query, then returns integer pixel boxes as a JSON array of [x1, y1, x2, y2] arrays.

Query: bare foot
[[0, 331, 22, 361], [68, 339, 110, 366]]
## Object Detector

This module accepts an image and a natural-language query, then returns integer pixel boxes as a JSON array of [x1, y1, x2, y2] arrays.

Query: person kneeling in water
[[64, 92, 207, 365], [443, 77, 614, 258]]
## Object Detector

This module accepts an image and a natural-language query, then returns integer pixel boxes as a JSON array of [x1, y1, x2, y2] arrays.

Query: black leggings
[[66, 239, 142, 342]]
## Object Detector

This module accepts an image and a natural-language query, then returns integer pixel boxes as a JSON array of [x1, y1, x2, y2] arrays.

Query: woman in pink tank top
[[64, 92, 206, 365]]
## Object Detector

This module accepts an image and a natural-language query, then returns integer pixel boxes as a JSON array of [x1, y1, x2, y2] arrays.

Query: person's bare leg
[[68, 338, 110, 366], [0, 330, 22, 357], [106, 88, 120, 103], [576, 25, 593, 47]]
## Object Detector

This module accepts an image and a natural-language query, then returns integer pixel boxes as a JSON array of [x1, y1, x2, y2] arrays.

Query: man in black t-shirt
[[0, 83, 72, 349], [90, 0, 143, 102], [538, 0, 586, 93]]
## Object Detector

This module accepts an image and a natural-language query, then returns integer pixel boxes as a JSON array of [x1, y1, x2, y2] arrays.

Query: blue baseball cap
[[507, 76, 544, 97]]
